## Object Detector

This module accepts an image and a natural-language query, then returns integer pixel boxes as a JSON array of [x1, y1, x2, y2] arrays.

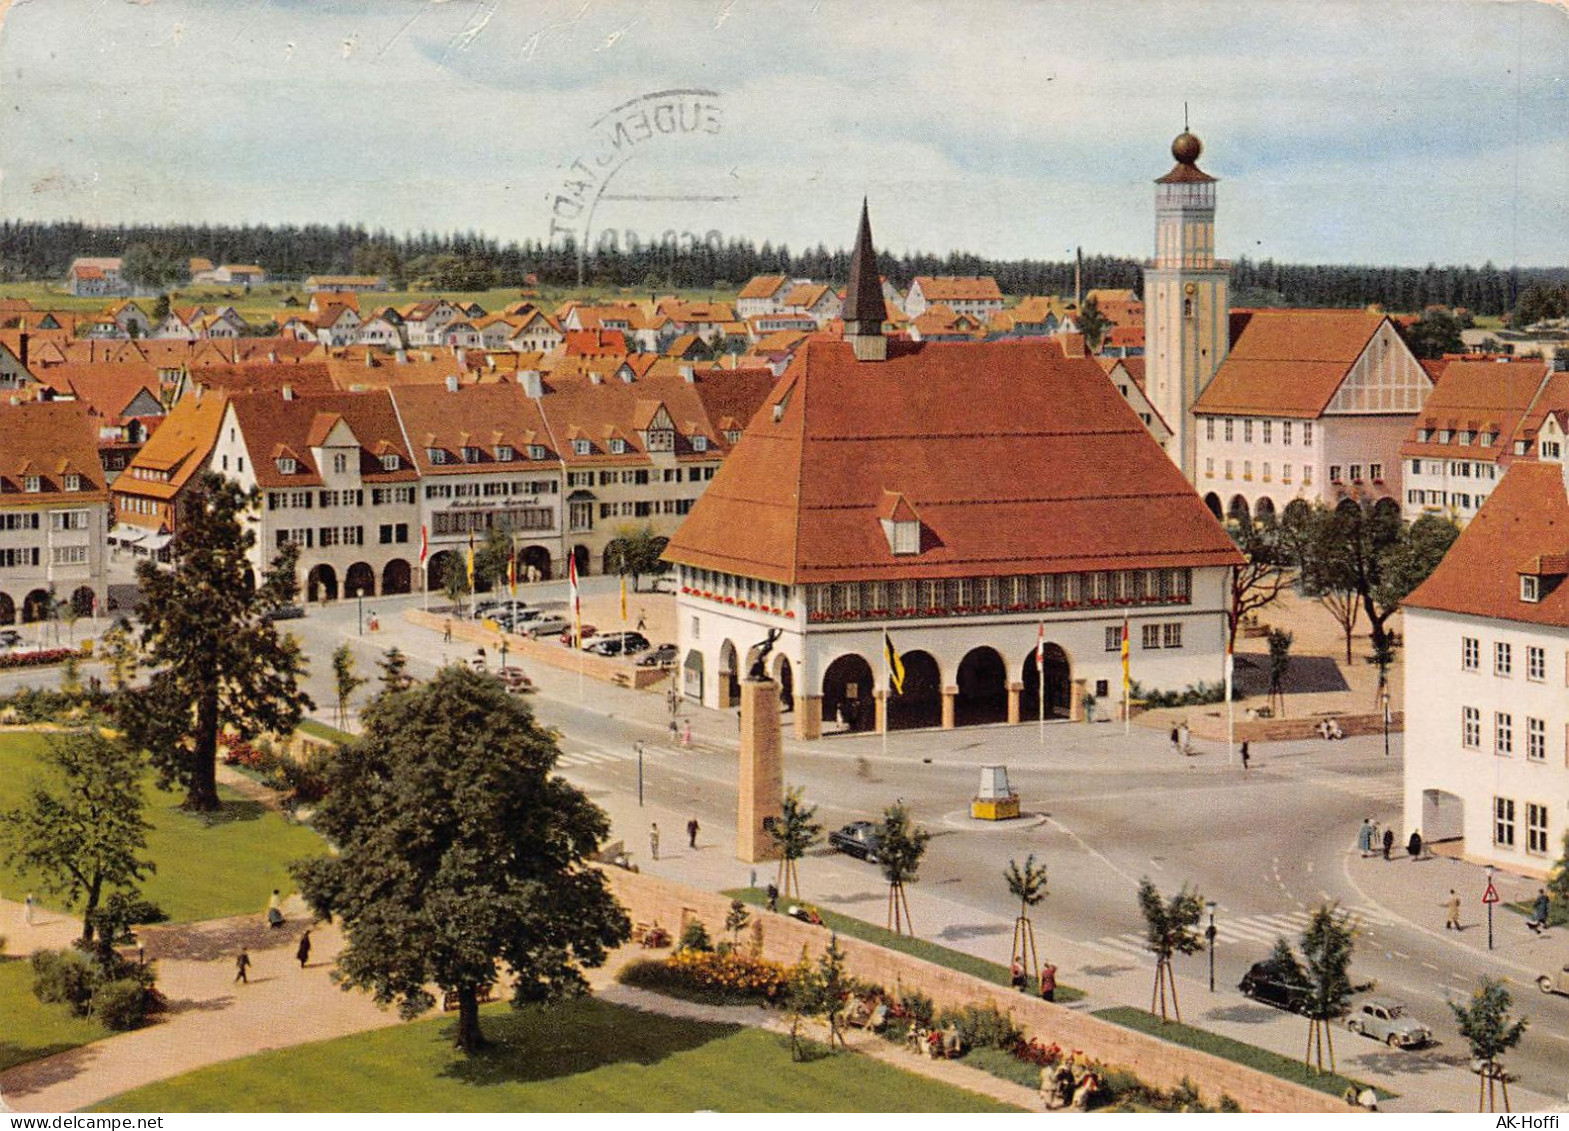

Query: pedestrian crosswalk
[[1288, 766, 1403, 806], [1090, 903, 1399, 962], [554, 741, 684, 770]]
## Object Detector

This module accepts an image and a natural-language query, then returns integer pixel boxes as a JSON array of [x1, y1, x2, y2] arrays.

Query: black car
[[1238, 959, 1312, 1014], [828, 821, 881, 863], [261, 604, 305, 623], [0, 629, 22, 649], [585, 631, 649, 656]]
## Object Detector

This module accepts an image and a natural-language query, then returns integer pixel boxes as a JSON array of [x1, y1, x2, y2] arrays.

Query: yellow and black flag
[[884, 631, 905, 695]]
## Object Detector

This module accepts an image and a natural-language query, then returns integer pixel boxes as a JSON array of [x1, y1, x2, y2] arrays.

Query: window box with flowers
[[785, 610, 795, 618]]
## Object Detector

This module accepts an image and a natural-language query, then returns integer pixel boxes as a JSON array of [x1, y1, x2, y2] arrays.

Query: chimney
[[445, 374, 460, 393], [679, 364, 695, 382], [18, 332, 28, 369], [521, 370, 543, 398], [395, 348, 407, 364], [281, 384, 295, 401], [1075, 247, 1083, 309]]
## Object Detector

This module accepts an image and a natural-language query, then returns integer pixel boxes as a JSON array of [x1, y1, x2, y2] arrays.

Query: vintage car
[[1537, 965, 1569, 997], [1345, 997, 1432, 1048], [1238, 958, 1312, 1014], [828, 821, 881, 863]]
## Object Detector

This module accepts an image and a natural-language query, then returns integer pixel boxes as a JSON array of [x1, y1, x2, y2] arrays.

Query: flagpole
[[1037, 621, 1045, 748], [1123, 614, 1131, 737], [880, 623, 889, 758], [1225, 637, 1235, 765]]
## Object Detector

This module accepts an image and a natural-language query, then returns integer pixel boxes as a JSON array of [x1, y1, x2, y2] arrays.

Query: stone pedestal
[[796, 695, 823, 741], [874, 690, 888, 734], [1006, 681, 1023, 724], [941, 686, 957, 729], [737, 678, 783, 863]]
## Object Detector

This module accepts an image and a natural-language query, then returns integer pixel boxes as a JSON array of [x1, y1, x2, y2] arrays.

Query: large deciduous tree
[[121, 472, 312, 811], [1397, 308, 1464, 359], [1225, 513, 1295, 655], [0, 729, 153, 947], [603, 524, 670, 592], [294, 664, 629, 1053]]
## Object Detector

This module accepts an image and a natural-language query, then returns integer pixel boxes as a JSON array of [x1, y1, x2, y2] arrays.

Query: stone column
[[1006, 681, 1023, 724], [737, 678, 783, 863], [941, 686, 957, 729], [874, 690, 887, 734], [1070, 677, 1088, 722], [717, 674, 735, 711], [795, 695, 823, 741]]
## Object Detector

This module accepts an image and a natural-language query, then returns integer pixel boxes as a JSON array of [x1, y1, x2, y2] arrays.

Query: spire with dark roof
[[842, 199, 888, 361]]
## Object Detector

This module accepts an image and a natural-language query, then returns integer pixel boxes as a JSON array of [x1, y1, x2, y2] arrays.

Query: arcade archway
[[956, 646, 1008, 726], [822, 653, 875, 732], [1020, 644, 1072, 721]]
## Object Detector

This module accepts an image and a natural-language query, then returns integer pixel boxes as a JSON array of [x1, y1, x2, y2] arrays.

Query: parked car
[[1238, 958, 1312, 1014], [524, 616, 571, 639], [584, 636, 626, 657], [1537, 965, 1569, 997], [0, 629, 22, 649], [496, 666, 533, 694], [560, 624, 597, 645], [828, 821, 881, 863], [261, 604, 305, 623], [1345, 997, 1431, 1048], [638, 643, 679, 667]]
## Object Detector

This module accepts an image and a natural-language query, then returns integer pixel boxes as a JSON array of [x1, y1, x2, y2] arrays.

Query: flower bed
[[618, 948, 792, 1006], [0, 647, 81, 670]]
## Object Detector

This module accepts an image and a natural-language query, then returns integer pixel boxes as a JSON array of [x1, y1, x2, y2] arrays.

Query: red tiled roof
[[1193, 309, 1390, 419], [665, 339, 1241, 585], [913, 276, 1003, 303], [0, 401, 108, 499], [738, 275, 788, 301], [1399, 359, 1551, 459], [228, 389, 418, 489], [1406, 461, 1569, 630], [389, 383, 554, 476]]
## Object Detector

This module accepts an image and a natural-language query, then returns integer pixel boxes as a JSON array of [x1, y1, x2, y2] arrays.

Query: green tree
[[603, 524, 670, 591], [724, 898, 751, 948], [767, 786, 823, 902], [1137, 878, 1206, 1023], [1005, 855, 1049, 986], [376, 646, 411, 695], [1398, 308, 1464, 359], [151, 293, 171, 322], [99, 619, 139, 692], [119, 472, 312, 811], [0, 729, 153, 947], [1546, 831, 1569, 924], [1076, 296, 1111, 352], [120, 242, 188, 292], [294, 665, 629, 1053], [874, 802, 930, 936], [1225, 514, 1295, 655], [1450, 977, 1528, 1113], [1299, 904, 1366, 1074], [472, 525, 513, 594], [441, 553, 471, 610], [331, 643, 367, 730], [1266, 628, 1293, 717], [786, 934, 851, 1059]]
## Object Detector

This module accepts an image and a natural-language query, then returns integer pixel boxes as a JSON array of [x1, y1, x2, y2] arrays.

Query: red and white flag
[[569, 553, 581, 646], [1036, 621, 1045, 665], [418, 524, 428, 565]]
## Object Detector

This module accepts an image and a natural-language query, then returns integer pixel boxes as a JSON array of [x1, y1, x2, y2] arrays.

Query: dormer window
[[427, 447, 448, 465], [526, 444, 546, 460], [461, 446, 481, 464], [691, 434, 709, 453], [381, 454, 400, 471], [275, 459, 297, 475], [1419, 428, 1433, 442], [724, 429, 742, 445], [1521, 575, 1540, 603], [1481, 432, 1497, 447], [646, 428, 674, 452], [609, 438, 628, 455], [494, 445, 515, 462], [573, 439, 592, 456], [64, 474, 81, 492], [1439, 430, 1452, 443], [24, 475, 41, 493], [1460, 431, 1473, 445], [1514, 440, 1529, 455]]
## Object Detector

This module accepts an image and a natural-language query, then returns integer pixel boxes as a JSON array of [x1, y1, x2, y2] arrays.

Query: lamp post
[[635, 741, 645, 807], [1205, 900, 1218, 993], [499, 635, 509, 672], [1486, 865, 1496, 952], [1381, 692, 1390, 758], [355, 587, 364, 636]]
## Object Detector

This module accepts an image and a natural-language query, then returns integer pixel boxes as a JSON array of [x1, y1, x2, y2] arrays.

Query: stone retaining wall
[[599, 868, 1351, 1114], [1184, 711, 1402, 744], [404, 608, 670, 690]]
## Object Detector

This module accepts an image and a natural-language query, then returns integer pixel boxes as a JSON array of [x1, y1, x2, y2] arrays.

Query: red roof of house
[[1193, 309, 1394, 419], [0, 400, 108, 500], [665, 338, 1241, 585], [912, 276, 1003, 303], [1399, 359, 1552, 460], [228, 389, 419, 490], [738, 275, 788, 301], [1406, 460, 1569, 630]]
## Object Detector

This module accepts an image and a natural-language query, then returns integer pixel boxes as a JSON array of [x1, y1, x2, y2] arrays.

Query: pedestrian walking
[[669, 718, 680, 743], [1528, 888, 1550, 934], [1240, 740, 1250, 771], [443, 619, 453, 643], [636, 609, 647, 632], [650, 823, 660, 861], [687, 817, 700, 849], [766, 882, 779, 912], [681, 718, 692, 748], [1178, 721, 1191, 755], [1170, 726, 1180, 754], [234, 949, 251, 984], [1010, 960, 1027, 992], [1445, 890, 1462, 931], [1407, 829, 1422, 859], [1358, 818, 1375, 857], [24, 891, 35, 925], [267, 889, 284, 929], [1039, 961, 1057, 1003], [1382, 828, 1394, 861]]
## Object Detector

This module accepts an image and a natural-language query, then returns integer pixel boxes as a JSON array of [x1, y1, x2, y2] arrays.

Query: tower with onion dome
[[1144, 127, 1230, 482]]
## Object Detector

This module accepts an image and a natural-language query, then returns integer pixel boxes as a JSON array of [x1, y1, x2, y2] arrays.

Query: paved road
[[10, 582, 1563, 1111]]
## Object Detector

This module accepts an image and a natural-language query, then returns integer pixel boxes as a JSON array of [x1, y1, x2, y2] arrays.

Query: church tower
[[1143, 129, 1229, 482], [843, 199, 888, 362]]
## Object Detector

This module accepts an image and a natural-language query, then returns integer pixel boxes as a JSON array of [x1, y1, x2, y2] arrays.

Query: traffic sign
[[1482, 882, 1500, 905]]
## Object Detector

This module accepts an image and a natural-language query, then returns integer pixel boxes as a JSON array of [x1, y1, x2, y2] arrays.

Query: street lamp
[[1381, 692, 1390, 759], [355, 587, 364, 636], [499, 634, 509, 671], [1205, 900, 1218, 993], [1486, 865, 1496, 952]]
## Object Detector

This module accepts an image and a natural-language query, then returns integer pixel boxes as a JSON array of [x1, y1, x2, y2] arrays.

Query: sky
[[0, 0, 1565, 268]]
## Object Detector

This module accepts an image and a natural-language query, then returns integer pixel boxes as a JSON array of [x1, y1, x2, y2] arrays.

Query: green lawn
[[1092, 1006, 1393, 1101], [0, 956, 110, 1073], [93, 997, 1020, 1113], [295, 718, 352, 746], [0, 731, 325, 924], [725, 887, 1085, 1003]]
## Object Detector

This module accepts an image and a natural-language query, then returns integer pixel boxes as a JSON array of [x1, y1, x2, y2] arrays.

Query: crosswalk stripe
[[1094, 936, 1149, 961]]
